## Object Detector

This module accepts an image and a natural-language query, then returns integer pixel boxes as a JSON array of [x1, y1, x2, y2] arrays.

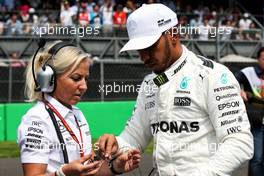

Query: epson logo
[[27, 127, 43, 134], [214, 85, 235, 93], [174, 97, 191, 106], [215, 93, 238, 101], [218, 101, 239, 110], [151, 121, 199, 134]]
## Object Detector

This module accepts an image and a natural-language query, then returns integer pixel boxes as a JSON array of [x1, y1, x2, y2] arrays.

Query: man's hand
[[97, 134, 118, 160], [112, 149, 141, 173]]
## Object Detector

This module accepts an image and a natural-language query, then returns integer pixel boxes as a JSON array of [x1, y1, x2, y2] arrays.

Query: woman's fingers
[[80, 154, 93, 164], [82, 164, 101, 176], [83, 161, 101, 172]]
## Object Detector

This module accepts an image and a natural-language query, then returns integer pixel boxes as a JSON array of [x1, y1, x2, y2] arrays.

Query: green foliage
[[144, 140, 154, 154], [0, 141, 20, 158]]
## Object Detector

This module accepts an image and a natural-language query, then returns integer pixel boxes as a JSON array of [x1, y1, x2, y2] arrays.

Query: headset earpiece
[[36, 65, 56, 93], [33, 41, 75, 93]]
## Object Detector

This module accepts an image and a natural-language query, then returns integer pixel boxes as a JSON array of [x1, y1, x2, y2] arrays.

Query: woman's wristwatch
[[55, 165, 66, 176], [108, 158, 123, 175]]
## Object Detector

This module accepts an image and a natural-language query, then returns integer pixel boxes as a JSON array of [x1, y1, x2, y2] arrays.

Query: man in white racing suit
[[98, 3, 253, 176]]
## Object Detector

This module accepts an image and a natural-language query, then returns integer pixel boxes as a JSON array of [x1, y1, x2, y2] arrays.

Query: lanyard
[[43, 99, 84, 157]]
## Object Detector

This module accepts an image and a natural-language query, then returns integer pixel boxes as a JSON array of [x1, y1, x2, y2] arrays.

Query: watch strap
[[108, 159, 123, 175]]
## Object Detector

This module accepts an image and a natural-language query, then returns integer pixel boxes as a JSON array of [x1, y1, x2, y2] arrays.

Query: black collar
[[254, 66, 264, 76]]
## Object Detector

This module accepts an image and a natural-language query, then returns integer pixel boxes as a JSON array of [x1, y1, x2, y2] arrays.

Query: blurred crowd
[[0, 0, 262, 40]]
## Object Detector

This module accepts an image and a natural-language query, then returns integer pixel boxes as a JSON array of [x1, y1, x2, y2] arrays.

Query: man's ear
[[167, 26, 180, 45]]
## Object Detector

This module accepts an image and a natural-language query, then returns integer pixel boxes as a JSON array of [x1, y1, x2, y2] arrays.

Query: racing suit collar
[[153, 45, 188, 86]]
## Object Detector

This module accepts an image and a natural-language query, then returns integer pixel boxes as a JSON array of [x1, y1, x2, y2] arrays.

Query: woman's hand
[[22, 154, 102, 176], [62, 154, 102, 176]]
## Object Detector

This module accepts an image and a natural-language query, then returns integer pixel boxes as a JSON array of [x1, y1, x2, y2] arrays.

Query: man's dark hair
[[257, 47, 264, 58]]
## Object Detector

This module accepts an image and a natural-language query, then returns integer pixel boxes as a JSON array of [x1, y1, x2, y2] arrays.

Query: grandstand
[[0, 1, 263, 175], [0, 0, 263, 102]]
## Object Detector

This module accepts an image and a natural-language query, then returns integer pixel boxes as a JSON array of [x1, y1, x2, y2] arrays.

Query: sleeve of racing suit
[[201, 66, 253, 176], [117, 80, 152, 152]]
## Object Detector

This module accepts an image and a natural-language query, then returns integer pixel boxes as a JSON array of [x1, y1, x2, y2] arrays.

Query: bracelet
[[108, 158, 123, 175], [55, 164, 66, 176]]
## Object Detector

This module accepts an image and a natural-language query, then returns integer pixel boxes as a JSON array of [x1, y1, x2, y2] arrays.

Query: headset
[[32, 39, 75, 93]]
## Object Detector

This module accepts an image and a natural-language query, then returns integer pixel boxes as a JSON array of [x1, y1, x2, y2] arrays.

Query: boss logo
[[174, 97, 191, 106]]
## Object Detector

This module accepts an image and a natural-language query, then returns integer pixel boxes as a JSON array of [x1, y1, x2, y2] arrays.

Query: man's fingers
[[105, 139, 114, 158], [132, 154, 141, 161], [127, 149, 141, 160], [131, 152, 141, 165], [132, 157, 141, 165], [113, 151, 127, 163], [111, 143, 119, 156], [98, 134, 115, 153], [98, 135, 107, 154], [105, 135, 118, 158], [98, 134, 117, 159], [130, 149, 141, 155]]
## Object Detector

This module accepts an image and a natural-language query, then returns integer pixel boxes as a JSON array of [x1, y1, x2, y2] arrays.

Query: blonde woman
[[18, 40, 140, 176]]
